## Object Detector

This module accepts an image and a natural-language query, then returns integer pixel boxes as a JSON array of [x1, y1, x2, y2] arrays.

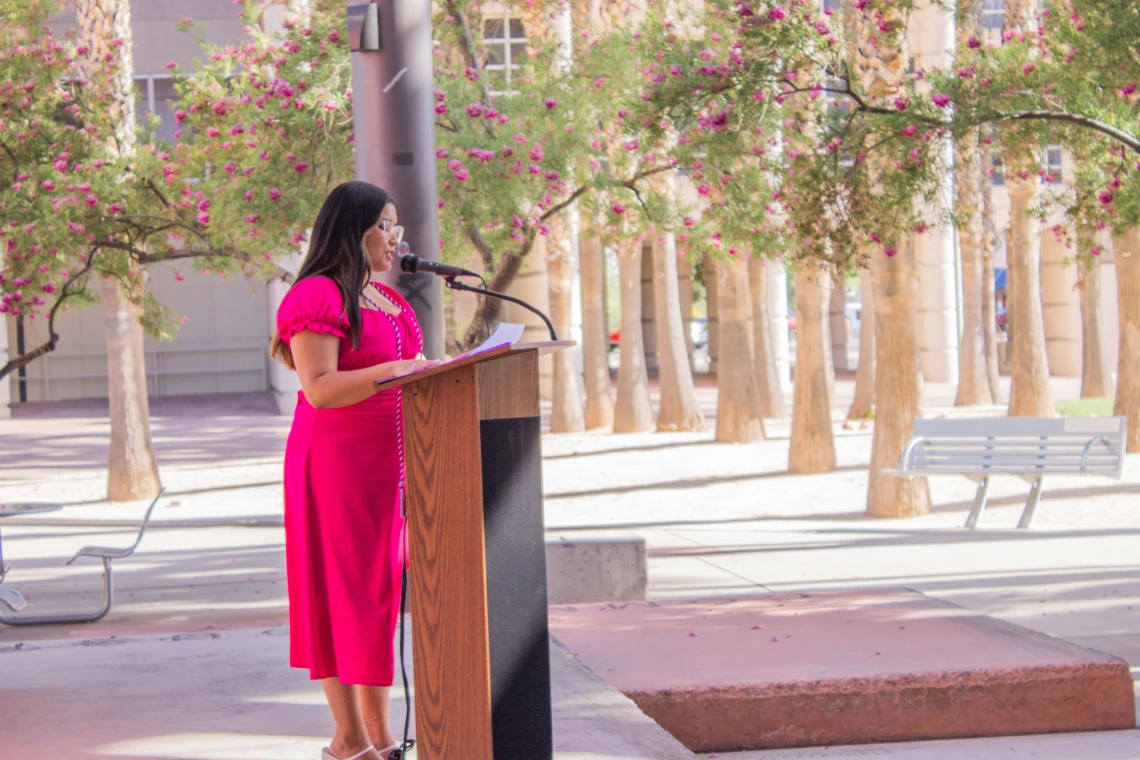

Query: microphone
[[399, 250, 479, 279]]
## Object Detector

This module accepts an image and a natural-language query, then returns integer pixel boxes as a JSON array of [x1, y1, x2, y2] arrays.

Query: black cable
[[396, 557, 413, 759], [443, 277, 559, 342]]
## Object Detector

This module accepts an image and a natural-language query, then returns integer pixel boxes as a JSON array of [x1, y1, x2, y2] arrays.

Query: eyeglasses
[[379, 220, 404, 245]]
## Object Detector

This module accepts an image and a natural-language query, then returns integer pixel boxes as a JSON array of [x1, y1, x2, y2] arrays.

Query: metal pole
[[348, 0, 444, 358]]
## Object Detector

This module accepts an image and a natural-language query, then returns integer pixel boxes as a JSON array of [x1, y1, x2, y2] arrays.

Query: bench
[[886, 417, 1126, 529]]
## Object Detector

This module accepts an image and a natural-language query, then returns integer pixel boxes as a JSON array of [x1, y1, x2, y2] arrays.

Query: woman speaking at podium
[[270, 181, 441, 760]]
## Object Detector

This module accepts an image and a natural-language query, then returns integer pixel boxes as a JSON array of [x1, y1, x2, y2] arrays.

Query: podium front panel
[[402, 348, 553, 760]]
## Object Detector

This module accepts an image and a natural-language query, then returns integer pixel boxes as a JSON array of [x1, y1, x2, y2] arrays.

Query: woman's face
[[363, 202, 401, 272]]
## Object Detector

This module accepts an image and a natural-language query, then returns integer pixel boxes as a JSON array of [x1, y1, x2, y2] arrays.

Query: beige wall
[[10, 265, 271, 403], [49, 0, 246, 75]]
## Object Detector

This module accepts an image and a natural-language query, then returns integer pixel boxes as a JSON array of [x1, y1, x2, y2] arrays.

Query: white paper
[[458, 322, 526, 359]]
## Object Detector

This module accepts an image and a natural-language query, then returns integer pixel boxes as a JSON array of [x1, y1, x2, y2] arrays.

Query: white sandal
[[321, 746, 377, 760]]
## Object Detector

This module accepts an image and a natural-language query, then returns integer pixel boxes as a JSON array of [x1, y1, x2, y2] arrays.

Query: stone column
[[908, 0, 960, 384], [767, 258, 792, 395], [506, 241, 554, 399], [0, 318, 11, 418], [268, 251, 303, 415], [1041, 212, 1083, 377]]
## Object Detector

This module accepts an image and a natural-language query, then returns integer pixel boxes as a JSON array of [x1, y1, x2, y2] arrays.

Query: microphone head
[[399, 253, 419, 273]]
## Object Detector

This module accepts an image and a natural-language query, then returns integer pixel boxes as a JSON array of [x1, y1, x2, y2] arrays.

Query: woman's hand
[[381, 357, 445, 380]]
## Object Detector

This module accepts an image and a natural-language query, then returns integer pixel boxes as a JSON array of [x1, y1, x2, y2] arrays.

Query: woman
[[270, 181, 441, 760]]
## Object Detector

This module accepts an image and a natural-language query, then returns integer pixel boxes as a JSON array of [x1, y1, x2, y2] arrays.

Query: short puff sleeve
[[276, 276, 350, 344]]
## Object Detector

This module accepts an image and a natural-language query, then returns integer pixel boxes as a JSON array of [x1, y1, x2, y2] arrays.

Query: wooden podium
[[375, 341, 573, 760]]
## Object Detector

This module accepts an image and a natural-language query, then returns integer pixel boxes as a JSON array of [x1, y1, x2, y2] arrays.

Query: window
[[982, 0, 1004, 30], [991, 155, 1005, 186], [134, 74, 178, 143], [483, 16, 527, 94], [822, 0, 841, 11], [1046, 145, 1063, 174]]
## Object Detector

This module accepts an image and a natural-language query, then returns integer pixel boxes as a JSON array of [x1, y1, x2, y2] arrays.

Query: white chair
[[0, 489, 164, 626]]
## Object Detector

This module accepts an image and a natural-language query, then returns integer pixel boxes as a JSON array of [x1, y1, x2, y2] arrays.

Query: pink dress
[[277, 276, 422, 686]]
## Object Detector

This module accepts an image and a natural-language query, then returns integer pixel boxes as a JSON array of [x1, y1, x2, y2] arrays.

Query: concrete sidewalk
[[4, 374, 1138, 758]]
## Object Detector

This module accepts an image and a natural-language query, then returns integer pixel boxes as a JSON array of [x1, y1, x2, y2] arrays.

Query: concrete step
[[549, 589, 1136, 753]]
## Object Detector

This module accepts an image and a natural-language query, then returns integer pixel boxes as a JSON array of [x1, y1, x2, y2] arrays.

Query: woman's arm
[[290, 330, 441, 409]]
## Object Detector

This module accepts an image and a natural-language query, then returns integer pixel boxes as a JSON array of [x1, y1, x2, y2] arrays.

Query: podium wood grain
[[402, 365, 494, 760], [477, 350, 539, 420]]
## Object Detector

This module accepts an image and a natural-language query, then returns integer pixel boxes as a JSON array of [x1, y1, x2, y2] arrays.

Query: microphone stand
[[443, 277, 559, 342]]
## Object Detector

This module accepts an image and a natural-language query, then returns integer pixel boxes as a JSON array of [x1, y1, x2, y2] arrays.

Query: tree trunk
[[848, 272, 876, 420], [78, 0, 161, 500], [653, 231, 704, 430], [955, 130, 993, 406], [749, 257, 787, 419], [716, 257, 765, 443], [1113, 229, 1140, 452], [789, 264, 837, 473], [981, 148, 1003, 402], [1006, 181, 1055, 417], [829, 271, 850, 373], [866, 240, 931, 517], [613, 239, 653, 432], [547, 221, 585, 433], [1078, 253, 1113, 398], [579, 223, 614, 429], [101, 276, 161, 501]]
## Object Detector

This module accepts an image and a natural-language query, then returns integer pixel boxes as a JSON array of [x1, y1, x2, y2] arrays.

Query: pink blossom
[[53, 159, 68, 172], [768, 7, 787, 20], [967, 36, 981, 49], [932, 93, 951, 107], [84, 194, 98, 207], [466, 103, 484, 118], [1122, 83, 1138, 97], [224, 161, 237, 174], [206, 127, 221, 138], [1021, 63, 1036, 75], [294, 162, 309, 173], [454, 168, 469, 182], [465, 67, 479, 81], [229, 122, 245, 136], [1099, 191, 1114, 205], [197, 212, 210, 225], [528, 147, 544, 162], [894, 97, 910, 111], [434, 104, 449, 115], [903, 125, 918, 137], [244, 191, 254, 201], [214, 101, 228, 116], [328, 30, 341, 42], [884, 245, 898, 258], [625, 139, 640, 152], [175, 110, 187, 124], [594, 78, 606, 90], [544, 98, 558, 109], [245, 214, 260, 224], [42, 283, 56, 294], [513, 133, 529, 144], [110, 203, 125, 214], [697, 184, 711, 196], [42, 180, 55, 191], [436, 148, 449, 160], [270, 188, 282, 201], [612, 203, 626, 215]]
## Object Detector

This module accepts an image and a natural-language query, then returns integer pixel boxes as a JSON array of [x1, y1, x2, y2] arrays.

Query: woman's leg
[[357, 685, 398, 750], [322, 677, 381, 759]]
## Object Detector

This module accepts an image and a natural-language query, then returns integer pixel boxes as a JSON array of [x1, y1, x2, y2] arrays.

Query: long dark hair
[[270, 181, 394, 369]]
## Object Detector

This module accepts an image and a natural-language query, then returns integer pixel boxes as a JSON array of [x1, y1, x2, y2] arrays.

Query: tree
[[789, 264, 836, 471], [715, 255, 765, 442], [577, 214, 614, 428], [75, 0, 162, 501], [847, 273, 874, 420], [749, 256, 788, 419], [953, 0, 993, 407]]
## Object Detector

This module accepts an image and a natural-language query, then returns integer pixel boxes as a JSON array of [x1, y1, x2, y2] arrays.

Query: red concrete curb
[[550, 590, 1137, 752]]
